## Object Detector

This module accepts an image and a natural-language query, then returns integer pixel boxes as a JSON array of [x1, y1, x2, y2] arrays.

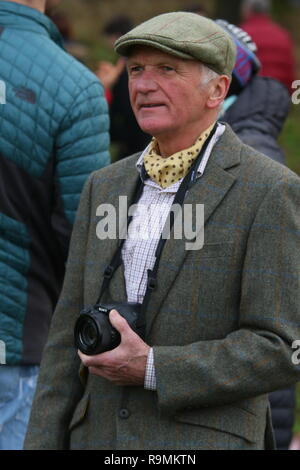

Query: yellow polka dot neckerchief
[[144, 123, 215, 189]]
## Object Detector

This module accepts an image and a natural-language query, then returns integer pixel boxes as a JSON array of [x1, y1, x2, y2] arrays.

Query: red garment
[[241, 14, 296, 93], [104, 88, 113, 106]]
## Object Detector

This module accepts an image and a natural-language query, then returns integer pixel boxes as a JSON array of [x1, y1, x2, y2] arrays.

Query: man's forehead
[[127, 45, 199, 66]]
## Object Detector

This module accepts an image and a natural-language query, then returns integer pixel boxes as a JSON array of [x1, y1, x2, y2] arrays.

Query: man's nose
[[133, 70, 158, 93]]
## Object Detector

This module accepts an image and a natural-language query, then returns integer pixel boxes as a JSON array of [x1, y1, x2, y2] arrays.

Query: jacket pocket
[[174, 404, 259, 444], [69, 393, 90, 432], [183, 243, 236, 269]]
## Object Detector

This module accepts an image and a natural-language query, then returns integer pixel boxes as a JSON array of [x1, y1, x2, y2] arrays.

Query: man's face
[[127, 47, 212, 147]]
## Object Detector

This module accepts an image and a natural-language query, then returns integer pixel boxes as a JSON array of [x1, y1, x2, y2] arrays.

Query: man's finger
[[78, 350, 93, 367]]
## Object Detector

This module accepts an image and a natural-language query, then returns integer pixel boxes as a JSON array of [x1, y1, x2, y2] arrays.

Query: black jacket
[[223, 76, 290, 165], [269, 387, 296, 450]]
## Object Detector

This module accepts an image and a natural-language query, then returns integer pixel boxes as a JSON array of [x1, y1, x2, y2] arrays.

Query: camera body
[[74, 302, 144, 355]]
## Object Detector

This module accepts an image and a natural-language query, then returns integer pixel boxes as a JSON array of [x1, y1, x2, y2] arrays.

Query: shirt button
[[119, 408, 130, 419]]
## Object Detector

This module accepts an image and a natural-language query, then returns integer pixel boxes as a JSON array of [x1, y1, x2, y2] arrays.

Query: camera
[[74, 302, 144, 355]]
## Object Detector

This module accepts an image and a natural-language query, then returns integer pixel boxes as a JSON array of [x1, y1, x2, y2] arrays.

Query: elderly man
[[25, 12, 300, 451]]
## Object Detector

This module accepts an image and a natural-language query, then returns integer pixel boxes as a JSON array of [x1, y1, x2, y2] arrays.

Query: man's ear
[[206, 75, 231, 110]]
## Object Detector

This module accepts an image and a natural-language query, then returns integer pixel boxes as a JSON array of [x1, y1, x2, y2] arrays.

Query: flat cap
[[114, 12, 237, 77]]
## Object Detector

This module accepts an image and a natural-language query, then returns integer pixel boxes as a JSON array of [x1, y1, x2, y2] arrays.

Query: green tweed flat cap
[[114, 12, 237, 77]]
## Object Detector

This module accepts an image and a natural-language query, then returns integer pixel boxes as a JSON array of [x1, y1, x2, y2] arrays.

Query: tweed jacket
[[25, 125, 300, 450]]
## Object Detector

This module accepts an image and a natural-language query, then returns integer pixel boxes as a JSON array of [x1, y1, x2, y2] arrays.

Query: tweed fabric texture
[[115, 12, 236, 77], [25, 125, 300, 450]]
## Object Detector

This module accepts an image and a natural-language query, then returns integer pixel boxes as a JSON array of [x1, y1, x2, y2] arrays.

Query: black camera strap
[[96, 178, 145, 304], [96, 123, 218, 333]]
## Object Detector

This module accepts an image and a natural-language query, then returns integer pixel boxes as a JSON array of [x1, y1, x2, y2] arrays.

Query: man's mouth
[[139, 103, 165, 109]]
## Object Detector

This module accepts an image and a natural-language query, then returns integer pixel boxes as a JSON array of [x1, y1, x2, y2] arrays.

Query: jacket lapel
[[100, 156, 141, 304]]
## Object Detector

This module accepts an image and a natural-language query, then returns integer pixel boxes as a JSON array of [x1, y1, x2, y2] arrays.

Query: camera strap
[[96, 123, 218, 332]]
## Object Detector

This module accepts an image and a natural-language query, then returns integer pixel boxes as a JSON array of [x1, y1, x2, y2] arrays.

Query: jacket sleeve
[[24, 173, 94, 450], [154, 172, 300, 415], [51, 79, 110, 260]]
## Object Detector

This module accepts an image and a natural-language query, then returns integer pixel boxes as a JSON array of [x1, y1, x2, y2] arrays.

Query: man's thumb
[[109, 309, 127, 334]]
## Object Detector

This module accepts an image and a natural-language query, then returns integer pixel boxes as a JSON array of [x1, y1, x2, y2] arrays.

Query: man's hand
[[78, 309, 150, 386]]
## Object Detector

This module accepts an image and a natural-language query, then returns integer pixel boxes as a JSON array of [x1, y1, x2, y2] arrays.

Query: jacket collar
[[0, 1, 64, 48]]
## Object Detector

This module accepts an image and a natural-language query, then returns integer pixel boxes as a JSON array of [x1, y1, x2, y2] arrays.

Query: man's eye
[[129, 66, 143, 74], [161, 66, 175, 72]]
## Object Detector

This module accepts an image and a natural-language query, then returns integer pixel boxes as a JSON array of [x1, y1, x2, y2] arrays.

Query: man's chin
[[137, 121, 169, 138]]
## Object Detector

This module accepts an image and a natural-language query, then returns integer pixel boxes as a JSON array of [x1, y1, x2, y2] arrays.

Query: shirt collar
[[136, 122, 226, 190]]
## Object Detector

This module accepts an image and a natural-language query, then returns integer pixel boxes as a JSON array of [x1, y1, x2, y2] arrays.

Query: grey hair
[[199, 65, 229, 113], [200, 65, 220, 85], [243, 0, 271, 14]]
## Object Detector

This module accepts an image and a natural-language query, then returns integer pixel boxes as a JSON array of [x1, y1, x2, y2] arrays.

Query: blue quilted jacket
[[0, 2, 110, 365]]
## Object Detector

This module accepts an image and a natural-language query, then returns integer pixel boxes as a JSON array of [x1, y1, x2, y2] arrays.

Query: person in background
[[218, 21, 296, 450], [0, 0, 110, 450], [240, 0, 297, 93], [46, 10, 73, 42], [96, 15, 150, 161], [219, 20, 289, 166], [46, 4, 88, 63]]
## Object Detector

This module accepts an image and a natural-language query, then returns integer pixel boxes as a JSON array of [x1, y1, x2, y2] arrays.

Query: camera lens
[[74, 314, 103, 355], [80, 319, 98, 348]]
